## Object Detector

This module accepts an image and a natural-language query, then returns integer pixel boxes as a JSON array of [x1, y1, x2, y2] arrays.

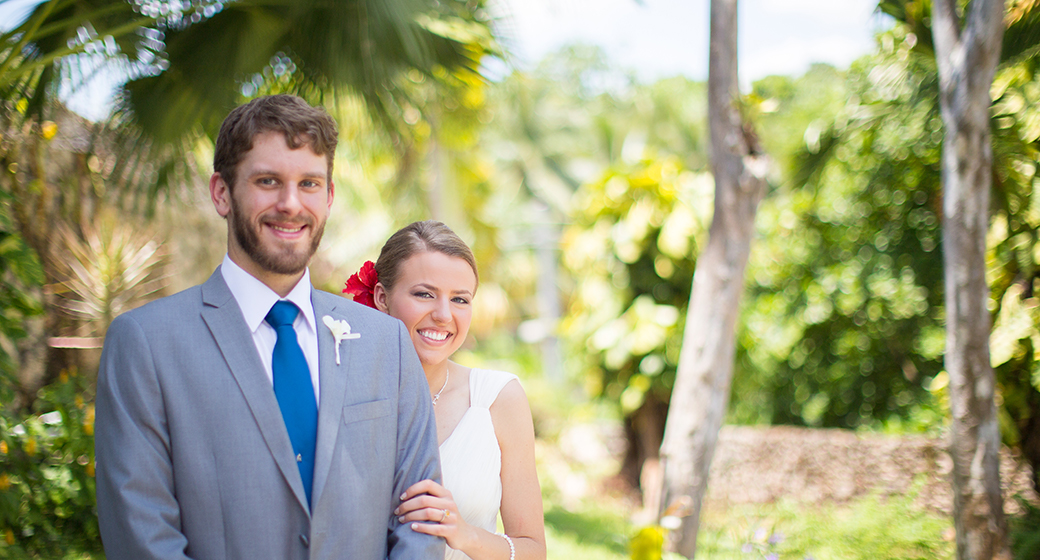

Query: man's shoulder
[[313, 290, 394, 322], [312, 289, 404, 335], [117, 284, 206, 324]]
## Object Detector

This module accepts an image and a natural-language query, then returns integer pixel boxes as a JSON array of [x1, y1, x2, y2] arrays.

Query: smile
[[268, 224, 305, 234], [418, 329, 449, 342]]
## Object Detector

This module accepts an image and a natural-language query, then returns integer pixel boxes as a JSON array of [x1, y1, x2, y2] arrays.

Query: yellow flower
[[4, 528, 13, 545], [75, 395, 84, 409], [83, 405, 95, 436], [0, 473, 9, 491], [86, 460, 95, 478], [24, 438, 36, 456], [629, 526, 665, 560], [41, 121, 58, 140], [0, 441, 7, 454]]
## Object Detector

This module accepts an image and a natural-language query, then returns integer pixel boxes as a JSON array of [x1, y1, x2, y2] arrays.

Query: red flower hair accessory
[[343, 260, 378, 309]]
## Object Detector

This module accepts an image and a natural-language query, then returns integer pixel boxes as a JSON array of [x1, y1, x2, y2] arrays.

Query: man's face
[[210, 131, 334, 286]]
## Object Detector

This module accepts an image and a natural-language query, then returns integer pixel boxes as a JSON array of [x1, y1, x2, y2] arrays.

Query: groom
[[95, 95, 443, 559]]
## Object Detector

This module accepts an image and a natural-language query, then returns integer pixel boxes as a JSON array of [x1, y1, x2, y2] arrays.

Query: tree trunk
[[532, 200, 565, 383], [931, 0, 1009, 558], [657, 0, 768, 556]]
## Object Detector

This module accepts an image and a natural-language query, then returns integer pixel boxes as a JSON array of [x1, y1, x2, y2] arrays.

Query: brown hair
[[376, 221, 479, 292], [213, 94, 338, 189]]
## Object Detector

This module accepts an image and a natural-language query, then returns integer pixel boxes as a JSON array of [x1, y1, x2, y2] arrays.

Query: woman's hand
[[395, 479, 476, 551]]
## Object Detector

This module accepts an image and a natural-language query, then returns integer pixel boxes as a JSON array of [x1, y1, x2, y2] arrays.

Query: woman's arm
[[492, 379, 546, 560], [395, 378, 546, 560]]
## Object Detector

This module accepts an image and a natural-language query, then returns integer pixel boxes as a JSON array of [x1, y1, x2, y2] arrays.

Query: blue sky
[[490, 0, 889, 83], [3, 0, 890, 120]]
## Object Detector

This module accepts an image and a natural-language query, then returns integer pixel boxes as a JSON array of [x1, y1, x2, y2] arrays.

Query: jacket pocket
[[342, 399, 392, 425]]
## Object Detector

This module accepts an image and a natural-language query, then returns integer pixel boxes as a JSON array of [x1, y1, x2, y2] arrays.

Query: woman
[[344, 220, 546, 560]]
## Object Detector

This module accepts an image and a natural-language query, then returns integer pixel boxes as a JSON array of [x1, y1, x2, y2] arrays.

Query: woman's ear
[[374, 282, 389, 313]]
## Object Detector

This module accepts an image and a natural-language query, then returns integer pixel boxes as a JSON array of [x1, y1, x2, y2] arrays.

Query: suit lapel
[[200, 269, 310, 514], [310, 291, 350, 508]]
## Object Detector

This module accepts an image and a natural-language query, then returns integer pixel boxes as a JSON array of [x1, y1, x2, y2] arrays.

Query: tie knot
[[266, 300, 300, 328]]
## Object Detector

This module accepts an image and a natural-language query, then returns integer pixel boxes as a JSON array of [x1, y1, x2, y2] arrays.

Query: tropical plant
[[561, 156, 711, 489], [784, 0, 1040, 497], [0, 367, 99, 558], [52, 218, 167, 338], [735, 35, 946, 432]]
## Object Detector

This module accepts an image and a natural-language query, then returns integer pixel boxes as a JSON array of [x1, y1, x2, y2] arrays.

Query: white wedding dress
[[439, 368, 518, 560]]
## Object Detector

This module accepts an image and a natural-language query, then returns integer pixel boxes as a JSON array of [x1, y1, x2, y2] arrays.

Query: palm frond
[[52, 221, 167, 336], [118, 0, 496, 146]]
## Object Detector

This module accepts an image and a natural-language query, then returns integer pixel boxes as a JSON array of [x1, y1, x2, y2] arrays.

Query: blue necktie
[[266, 301, 318, 507]]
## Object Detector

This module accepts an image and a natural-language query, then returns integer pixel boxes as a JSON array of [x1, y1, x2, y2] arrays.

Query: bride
[[345, 220, 546, 560]]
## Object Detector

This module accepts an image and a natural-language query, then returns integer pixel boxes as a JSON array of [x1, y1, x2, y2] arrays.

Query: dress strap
[[469, 369, 519, 409]]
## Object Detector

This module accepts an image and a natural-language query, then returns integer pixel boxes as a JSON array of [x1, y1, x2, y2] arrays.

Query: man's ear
[[210, 173, 231, 218], [374, 282, 389, 313]]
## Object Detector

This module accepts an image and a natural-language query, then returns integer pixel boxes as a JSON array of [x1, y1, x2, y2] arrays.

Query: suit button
[[300, 534, 310, 548]]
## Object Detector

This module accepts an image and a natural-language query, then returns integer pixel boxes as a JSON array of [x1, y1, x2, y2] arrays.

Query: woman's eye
[[452, 297, 470, 305]]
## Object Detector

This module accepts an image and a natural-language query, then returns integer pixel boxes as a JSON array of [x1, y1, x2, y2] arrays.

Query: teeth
[[270, 224, 303, 233], [419, 330, 448, 341]]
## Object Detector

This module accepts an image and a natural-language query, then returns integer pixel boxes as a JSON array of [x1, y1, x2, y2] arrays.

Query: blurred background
[[1, 0, 1039, 558]]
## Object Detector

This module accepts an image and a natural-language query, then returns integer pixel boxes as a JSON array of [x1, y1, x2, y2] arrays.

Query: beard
[[228, 199, 327, 276]]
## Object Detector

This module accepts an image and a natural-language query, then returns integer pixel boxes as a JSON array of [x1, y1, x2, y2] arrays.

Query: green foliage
[[561, 156, 711, 414], [112, 0, 498, 145], [1010, 495, 1040, 560], [736, 29, 946, 430], [762, 3, 1040, 460], [0, 188, 44, 405], [0, 369, 99, 558], [537, 48, 711, 425], [985, 56, 1040, 458]]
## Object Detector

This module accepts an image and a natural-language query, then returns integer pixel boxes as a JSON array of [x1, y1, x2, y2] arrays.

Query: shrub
[[0, 369, 100, 559]]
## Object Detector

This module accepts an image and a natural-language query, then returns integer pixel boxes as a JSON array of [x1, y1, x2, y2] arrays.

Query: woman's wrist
[[495, 532, 515, 560]]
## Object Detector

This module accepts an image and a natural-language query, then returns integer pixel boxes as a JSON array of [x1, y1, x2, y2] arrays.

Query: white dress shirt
[[220, 255, 321, 403]]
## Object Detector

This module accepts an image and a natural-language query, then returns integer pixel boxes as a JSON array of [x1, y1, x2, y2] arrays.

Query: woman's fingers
[[400, 479, 446, 502], [396, 479, 456, 517], [409, 518, 453, 537], [397, 504, 457, 528]]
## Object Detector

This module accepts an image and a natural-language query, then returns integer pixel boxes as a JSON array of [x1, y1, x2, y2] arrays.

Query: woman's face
[[375, 251, 477, 370]]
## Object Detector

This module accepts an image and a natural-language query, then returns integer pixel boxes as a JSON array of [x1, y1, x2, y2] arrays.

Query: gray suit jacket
[[95, 268, 443, 559]]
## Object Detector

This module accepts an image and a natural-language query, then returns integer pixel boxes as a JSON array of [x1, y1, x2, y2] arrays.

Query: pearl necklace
[[431, 367, 450, 406]]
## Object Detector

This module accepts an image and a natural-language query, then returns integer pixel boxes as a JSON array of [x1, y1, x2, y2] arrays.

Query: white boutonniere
[[323, 315, 360, 365]]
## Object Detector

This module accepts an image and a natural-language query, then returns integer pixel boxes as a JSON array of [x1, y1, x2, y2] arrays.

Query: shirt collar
[[220, 254, 315, 333]]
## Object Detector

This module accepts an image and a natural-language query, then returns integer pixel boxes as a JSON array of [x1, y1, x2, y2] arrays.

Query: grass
[[537, 423, 958, 560], [542, 490, 955, 560], [544, 502, 632, 560], [697, 493, 954, 560]]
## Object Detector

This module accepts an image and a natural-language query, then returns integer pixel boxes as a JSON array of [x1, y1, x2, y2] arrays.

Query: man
[[95, 95, 443, 559]]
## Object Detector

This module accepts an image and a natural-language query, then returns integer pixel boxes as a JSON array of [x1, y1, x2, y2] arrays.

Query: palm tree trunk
[[657, 0, 768, 556], [931, 0, 1009, 558]]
